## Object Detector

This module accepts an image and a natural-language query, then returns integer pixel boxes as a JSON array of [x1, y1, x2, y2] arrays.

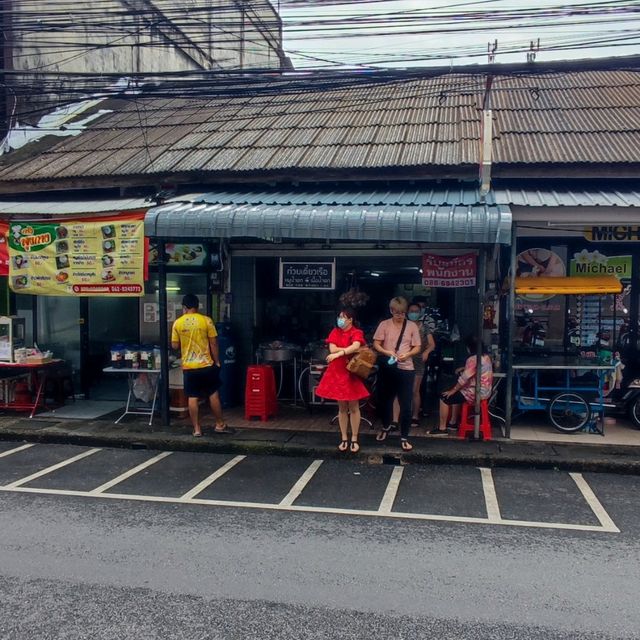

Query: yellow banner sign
[[8, 214, 146, 296]]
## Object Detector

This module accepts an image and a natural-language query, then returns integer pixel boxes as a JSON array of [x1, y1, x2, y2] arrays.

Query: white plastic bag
[[133, 373, 154, 403]]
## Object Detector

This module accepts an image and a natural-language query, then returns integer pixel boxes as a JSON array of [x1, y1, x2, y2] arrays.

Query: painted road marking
[[0, 484, 619, 533], [180, 455, 246, 500], [3, 448, 102, 489], [570, 472, 621, 533], [279, 459, 324, 507], [378, 466, 404, 514], [480, 467, 502, 522], [89, 452, 173, 495], [0, 447, 620, 534], [0, 444, 35, 459]]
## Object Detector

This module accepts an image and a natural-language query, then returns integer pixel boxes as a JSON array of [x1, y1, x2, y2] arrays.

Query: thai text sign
[[7, 214, 145, 296], [279, 260, 336, 290], [422, 253, 477, 288]]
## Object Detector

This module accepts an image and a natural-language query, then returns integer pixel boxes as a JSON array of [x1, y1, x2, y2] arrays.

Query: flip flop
[[338, 440, 349, 452], [400, 439, 413, 452], [382, 421, 399, 433], [349, 441, 360, 453], [376, 430, 388, 442], [192, 431, 203, 438], [213, 425, 236, 434]]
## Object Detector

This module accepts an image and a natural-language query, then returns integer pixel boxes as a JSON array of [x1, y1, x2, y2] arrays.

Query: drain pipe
[[479, 75, 494, 198]]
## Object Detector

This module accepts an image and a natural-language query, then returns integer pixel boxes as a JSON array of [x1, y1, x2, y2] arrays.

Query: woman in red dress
[[316, 307, 370, 453]]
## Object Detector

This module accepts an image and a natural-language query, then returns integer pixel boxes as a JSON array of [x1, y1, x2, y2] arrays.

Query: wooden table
[[0, 360, 62, 418]]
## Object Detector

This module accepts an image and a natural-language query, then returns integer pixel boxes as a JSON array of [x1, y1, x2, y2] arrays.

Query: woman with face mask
[[315, 307, 370, 453]]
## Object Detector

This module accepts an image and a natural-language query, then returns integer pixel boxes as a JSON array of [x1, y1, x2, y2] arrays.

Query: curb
[[1, 427, 639, 475]]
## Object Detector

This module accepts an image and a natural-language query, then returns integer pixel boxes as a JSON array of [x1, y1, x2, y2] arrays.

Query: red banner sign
[[0, 221, 8, 276], [422, 253, 477, 288]]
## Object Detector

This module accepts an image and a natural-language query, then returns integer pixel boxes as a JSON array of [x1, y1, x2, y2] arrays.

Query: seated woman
[[434, 336, 493, 435]]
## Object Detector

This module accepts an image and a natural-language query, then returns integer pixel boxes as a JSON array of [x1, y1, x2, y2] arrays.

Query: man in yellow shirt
[[171, 294, 234, 437]]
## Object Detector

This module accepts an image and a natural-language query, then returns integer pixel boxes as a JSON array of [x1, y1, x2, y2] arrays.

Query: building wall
[[5, 0, 284, 124]]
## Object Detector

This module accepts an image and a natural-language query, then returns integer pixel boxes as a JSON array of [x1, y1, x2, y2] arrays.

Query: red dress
[[315, 327, 370, 401]]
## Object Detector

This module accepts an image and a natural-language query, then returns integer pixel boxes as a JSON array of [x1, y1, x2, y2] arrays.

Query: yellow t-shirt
[[171, 312, 217, 370]]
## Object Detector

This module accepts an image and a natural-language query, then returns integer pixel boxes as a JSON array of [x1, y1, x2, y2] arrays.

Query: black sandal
[[338, 440, 349, 452], [350, 441, 360, 453], [376, 430, 388, 442], [401, 439, 413, 452], [382, 421, 398, 433]]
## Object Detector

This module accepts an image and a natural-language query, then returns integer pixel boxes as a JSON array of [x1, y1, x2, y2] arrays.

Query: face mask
[[337, 317, 347, 329], [407, 312, 420, 321]]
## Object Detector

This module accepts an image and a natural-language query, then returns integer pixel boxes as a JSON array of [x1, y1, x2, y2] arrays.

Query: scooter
[[605, 360, 640, 429]]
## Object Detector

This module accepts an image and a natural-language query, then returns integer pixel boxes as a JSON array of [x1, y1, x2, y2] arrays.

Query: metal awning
[[145, 192, 512, 244], [0, 197, 150, 216]]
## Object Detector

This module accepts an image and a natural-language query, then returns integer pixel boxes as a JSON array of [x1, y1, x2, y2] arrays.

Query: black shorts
[[183, 365, 221, 399], [440, 390, 466, 405]]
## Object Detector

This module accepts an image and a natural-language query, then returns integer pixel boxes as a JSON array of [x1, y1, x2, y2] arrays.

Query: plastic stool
[[244, 365, 278, 421], [458, 399, 492, 440]]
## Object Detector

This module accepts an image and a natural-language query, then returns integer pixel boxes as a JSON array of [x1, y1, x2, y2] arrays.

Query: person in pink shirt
[[436, 336, 493, 434], [373, 297, 422, 451]]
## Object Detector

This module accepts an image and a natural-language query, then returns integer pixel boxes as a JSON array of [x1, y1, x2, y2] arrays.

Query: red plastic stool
[[244, 365, 278, 421], [458, 399, 492, 440]]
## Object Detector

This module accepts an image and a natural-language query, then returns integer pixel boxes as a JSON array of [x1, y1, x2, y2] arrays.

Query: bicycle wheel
[[628, 396, 640, 429], [548, 393, 591, 432], [297, 366, 312, 410]]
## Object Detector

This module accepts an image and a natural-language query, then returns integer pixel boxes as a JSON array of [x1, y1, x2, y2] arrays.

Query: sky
[[280, 0, 640, 69]]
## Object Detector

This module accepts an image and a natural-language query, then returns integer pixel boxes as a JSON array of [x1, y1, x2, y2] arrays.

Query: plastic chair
[[458, 399, 492, 440]]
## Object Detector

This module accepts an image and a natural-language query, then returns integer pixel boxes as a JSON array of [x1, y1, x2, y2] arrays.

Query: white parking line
[[480, 467, 502, 522], [180, 455, 246, 500], [378, 466, 404, 513], [0, 444, 35, 459], [89, 451, 173, 494], [279, 459, 323, 507], [3, 448, 102, 489], [570, 472, 621, 533], [0, 484, 619, 533]]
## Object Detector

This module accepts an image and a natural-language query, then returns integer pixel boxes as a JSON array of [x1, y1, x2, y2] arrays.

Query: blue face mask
[[337, 317, 347, 329], [407, 312, 420, 322]]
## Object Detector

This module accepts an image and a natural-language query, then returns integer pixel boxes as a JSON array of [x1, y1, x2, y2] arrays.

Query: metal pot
[[312, 346, 329, 362], [262, 348, 294, 362]]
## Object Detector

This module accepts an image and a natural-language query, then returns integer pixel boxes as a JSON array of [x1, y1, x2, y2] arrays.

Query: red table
[[0, 360, 62, 418]]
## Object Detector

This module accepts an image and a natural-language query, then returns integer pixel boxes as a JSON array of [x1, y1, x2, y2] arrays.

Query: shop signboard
[[7, 213, 145, 296], [279, 260, 336, 290], [148, 242, 208, 267], [0, 221, 8, 276], [422, 253, 476, 288], [569, 250, 631, 280], [584, 226, 640, 242]]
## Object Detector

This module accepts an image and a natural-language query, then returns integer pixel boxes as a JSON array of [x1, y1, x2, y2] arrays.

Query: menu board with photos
[[7, 214, 145, 296]]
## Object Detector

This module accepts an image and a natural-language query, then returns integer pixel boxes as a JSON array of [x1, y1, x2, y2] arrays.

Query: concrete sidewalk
[[0, 412, 639, 474]]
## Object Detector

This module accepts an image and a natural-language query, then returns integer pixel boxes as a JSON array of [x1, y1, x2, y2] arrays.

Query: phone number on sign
[[423, 278, 476, 287], [72, 284, 143, 294]]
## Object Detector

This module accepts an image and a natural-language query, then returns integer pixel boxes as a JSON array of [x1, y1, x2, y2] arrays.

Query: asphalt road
[[0, 441, 639, 639]]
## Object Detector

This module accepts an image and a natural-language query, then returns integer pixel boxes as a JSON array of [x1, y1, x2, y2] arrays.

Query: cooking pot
[[312, 346, 329, 362], [262, 348, 295, 362]]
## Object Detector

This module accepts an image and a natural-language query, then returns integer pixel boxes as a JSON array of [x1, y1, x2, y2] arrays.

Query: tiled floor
[[222, 403, 640, 445]]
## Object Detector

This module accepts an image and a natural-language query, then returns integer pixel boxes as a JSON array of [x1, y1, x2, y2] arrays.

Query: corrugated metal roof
[[0, 197, 150, 215], [170, 187, 495, 207], [145, 201, 511, 244], [495, 189, 640, 207], [0, 70, 639, 188]]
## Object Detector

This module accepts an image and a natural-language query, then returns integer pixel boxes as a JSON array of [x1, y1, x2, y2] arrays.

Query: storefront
[[145, 186, 512, 425], [500, 188, 640, 436]]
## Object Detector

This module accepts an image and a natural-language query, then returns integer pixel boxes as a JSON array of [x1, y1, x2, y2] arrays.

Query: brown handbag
[[346, 346, 377, 380]]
